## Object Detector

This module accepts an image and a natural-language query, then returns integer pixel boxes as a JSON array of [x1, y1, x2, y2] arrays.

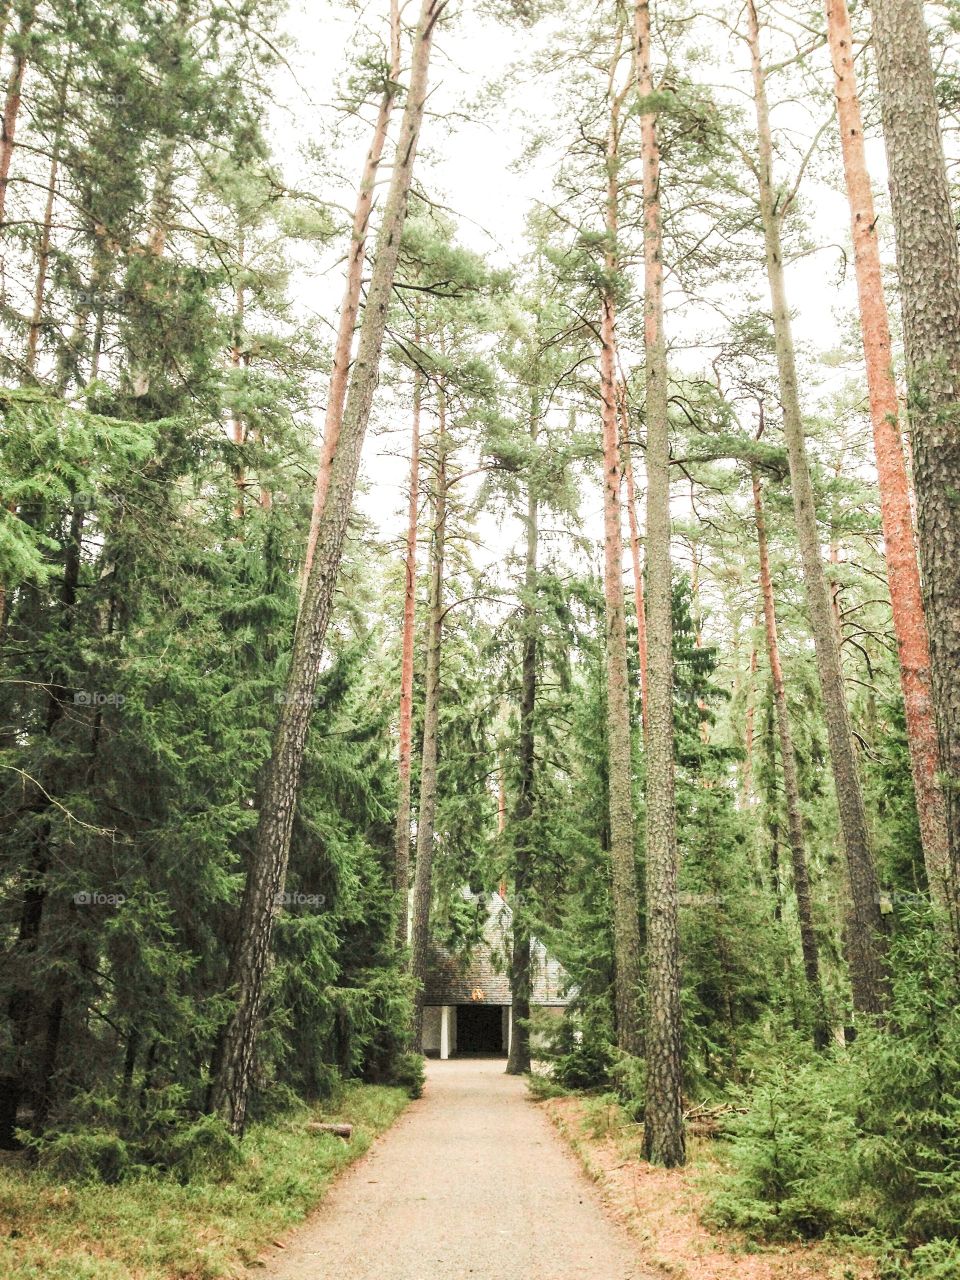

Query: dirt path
[[257, 1057, 647, 1280]]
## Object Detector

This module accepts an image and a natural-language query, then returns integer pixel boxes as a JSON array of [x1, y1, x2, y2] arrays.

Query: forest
[[1, 0, 960, 1275]]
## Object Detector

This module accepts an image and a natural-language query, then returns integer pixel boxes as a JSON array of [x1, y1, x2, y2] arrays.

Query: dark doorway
[[456, 1004, 505, 1055]]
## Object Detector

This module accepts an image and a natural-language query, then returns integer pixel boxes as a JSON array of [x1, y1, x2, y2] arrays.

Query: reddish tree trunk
[[826, 0, 955, 941], [0, 1, 33, 226], [741, 607, 760, 804], [868, 0, 960, 923]]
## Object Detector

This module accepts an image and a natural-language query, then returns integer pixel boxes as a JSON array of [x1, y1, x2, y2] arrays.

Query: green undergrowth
[[0, 1083, 409, 1280]]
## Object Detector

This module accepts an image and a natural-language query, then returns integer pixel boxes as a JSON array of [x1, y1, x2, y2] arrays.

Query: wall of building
[[422, 1005, 441, 1057]]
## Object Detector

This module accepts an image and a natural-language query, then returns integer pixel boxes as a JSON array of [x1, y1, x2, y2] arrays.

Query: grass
[[0, 1083, 409, 1280]]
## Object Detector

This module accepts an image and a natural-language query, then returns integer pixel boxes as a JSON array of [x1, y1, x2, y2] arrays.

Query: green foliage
[[390, 1052, 426, 1100], [707, 1045, 861, 1239], [709, 923, 960, 1267], [31, 1130, 133, 1186]]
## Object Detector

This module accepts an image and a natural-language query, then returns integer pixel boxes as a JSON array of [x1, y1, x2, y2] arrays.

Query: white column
[[506, 1006, 513, 1057], [440, 1005, 453, 1060]]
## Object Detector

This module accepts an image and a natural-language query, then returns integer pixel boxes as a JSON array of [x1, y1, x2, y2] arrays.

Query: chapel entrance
[[456, 1003, 505, 1055]]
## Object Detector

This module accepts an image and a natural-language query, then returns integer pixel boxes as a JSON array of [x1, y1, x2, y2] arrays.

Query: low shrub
[[32, 1130, 132, 1184]]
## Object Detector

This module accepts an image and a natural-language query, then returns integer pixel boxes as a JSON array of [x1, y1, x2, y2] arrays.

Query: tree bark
[[25, 67, 65, 376], [301, 0, 402, 597], [409, 384, 447, 1049], [506, 394, 539, 1076], [394, 362, 422, 948], [746, 0, 889, 1015], [230, 254, 247, 519], [867, 0, 960, 923], [600, 67, 643, 1061], [209, 0, 443, 1136], [741, 606, 760, 804], [635, 0, 685, 1168], [752, 464, 830, 1047], [827, 0, 952, 933], [0, 0, 33, 227], [619, 383, 649, 733]]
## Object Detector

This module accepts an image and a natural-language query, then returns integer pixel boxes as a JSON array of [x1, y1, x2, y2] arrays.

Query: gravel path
[[257, 1057, 646, 1280]]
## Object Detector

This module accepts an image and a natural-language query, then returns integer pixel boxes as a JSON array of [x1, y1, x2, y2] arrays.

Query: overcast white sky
[[269, 0, 896, 601]]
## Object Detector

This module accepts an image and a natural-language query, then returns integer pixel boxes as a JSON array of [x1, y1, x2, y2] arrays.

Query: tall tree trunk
[[863, 0, 960, 926], [209, 0, 443, 1136], [753, 464, 829, 1046], [635, 0, 685, 1167], [690, 540, 710, 744], [301, 0, 402, 596], [0, 0, 33, 227], [409, 387, 447, 1048], [619, 383, 649, 732], [24, 67, 66, 376], [764, 692, 783, 921], [230, 257, 247, 519], [746, 0, 889, 1015], [600, 69, 643, 1060], [741, 606, 760, 804], [826, 0, 952, 917], [506, 395, 539, 1076], [394, 362, 422, 948]]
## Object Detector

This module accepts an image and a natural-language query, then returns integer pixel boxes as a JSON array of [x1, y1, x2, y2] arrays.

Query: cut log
[[307, 1122, 352, 1140]]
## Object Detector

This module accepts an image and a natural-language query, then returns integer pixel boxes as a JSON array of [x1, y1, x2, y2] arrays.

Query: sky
[[268, 0, 897, 613]]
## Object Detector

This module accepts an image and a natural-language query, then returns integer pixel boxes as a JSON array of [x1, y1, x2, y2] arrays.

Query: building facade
[[420, 892, 570, 1059]]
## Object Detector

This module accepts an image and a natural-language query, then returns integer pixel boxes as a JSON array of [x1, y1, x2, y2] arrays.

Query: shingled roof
[[423, 891, 571, 1007]]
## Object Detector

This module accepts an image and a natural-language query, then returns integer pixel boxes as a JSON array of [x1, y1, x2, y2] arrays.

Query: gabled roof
[[423, 891, 571, 1007]]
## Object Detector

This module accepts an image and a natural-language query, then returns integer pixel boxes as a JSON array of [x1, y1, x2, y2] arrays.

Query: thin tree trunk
[[619, 383, 649, 732], [746, 0, 889, 1015], [506, 395, 539, 1076], [409, 386, 447, 1048], [690, 540, 710, 744], [25, 68, 66, 375], [230, 259, 247, 519], [635, 0, 685, 1167], [600, 69, 643, 1061], [209, 0, 443, 1136], [843, 0, 960, 937], [741, 605, 760, 804], [394, 363, 422, 948], [764, 692, 783, 921], [0, 0, 33, 227], [301, 0, 402, 597], [753, 464, 829, 1046]]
